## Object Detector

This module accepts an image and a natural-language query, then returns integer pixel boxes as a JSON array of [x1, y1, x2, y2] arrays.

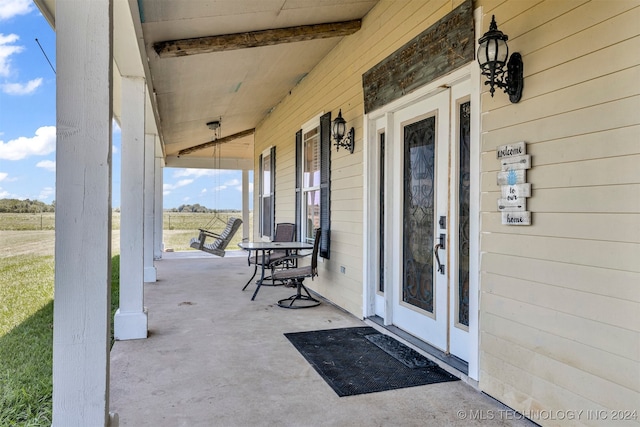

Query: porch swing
[[188, 123, 242, 256], [188, 216, 242, 257]]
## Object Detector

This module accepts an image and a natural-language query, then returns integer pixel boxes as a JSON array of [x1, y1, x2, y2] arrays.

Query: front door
[[377, 80, 472, 362], [392, 89, 450, 351]]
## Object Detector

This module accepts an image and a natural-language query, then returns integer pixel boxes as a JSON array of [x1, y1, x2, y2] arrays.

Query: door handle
[[434, 237, 445, 275]]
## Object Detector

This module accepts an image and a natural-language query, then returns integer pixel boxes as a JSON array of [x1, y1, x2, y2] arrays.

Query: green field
[[0, 211, 251, 426], [0, 211, 250, 252]]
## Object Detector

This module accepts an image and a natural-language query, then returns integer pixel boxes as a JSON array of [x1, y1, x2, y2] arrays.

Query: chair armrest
[[269, 251, 311, 269], [198, 228, 222, 238]]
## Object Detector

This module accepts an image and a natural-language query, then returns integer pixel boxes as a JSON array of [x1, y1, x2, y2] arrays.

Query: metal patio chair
[[271, 228, 321, 309], [242, 222, 296, 291]]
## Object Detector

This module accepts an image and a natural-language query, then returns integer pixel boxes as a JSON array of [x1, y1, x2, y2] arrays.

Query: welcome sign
[[497, 142, 532, 225]]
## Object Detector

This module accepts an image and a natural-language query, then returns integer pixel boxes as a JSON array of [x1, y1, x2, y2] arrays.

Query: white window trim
[[299, 112, 324, 244], [260, 146, 274, 240]]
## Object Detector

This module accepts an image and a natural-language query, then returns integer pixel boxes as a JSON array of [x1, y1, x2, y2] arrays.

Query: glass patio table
[[238, 241, 313, 301]]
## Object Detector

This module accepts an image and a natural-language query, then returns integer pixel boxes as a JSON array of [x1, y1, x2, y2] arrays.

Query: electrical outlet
[[340, 266, 346, 274]]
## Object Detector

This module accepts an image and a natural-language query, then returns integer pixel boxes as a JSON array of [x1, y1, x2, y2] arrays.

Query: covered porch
[[109, 252, 533, 426], [33, 0, 640, 423]]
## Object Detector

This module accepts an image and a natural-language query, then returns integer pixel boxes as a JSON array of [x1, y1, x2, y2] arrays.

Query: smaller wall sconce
[[477, 15, 523, 103], [332, 109, 355, 153]]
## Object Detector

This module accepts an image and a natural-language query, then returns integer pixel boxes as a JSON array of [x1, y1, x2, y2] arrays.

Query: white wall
[[476, 1, 640, 422]]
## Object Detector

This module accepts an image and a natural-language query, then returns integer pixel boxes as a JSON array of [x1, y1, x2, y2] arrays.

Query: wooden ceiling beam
[[154, 20, 361, 58], [177, 128, 255, 156]]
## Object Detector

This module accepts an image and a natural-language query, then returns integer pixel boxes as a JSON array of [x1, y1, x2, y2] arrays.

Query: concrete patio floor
[[110, 251, 536, 427]]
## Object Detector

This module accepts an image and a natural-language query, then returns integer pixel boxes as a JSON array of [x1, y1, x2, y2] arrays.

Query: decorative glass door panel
[[373, 117, 388, 319], [403, 117, 435, 313], [448, 82, 472, 363], [457, 101, 471, 327], [379, 132, 385, 294]]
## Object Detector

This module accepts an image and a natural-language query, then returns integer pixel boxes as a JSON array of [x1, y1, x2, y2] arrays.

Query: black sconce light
[[477, 15, 523, 103], [332, 109, 354, 153]]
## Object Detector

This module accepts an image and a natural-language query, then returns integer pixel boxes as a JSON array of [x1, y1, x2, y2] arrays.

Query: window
[[295, 112, 331, 258], [302, 127, 320, 243], [259, 147, 275, 239]]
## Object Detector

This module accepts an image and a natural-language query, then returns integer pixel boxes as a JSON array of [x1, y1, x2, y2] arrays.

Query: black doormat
[[284, 326, 458, 397]]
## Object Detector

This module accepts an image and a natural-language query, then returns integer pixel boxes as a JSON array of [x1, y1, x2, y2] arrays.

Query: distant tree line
[[0, 199, 241, 214], [0, 198, 55, 213], [165, 204, 240, 213]]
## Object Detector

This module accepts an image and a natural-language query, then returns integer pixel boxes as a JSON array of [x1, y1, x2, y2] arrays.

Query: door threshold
[[366, 315, 468, 375]]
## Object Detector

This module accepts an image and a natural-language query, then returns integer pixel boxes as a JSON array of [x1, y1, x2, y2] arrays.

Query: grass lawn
[[0, 232, 121, 426], [0, 254, 54, 426], [0, 211, 250, 425]]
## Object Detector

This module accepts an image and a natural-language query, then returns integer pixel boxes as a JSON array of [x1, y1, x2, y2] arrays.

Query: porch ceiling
[[35, 0, 379, 169]]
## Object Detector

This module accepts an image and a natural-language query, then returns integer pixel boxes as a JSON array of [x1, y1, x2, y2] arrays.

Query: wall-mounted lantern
[[332, 109, 354, 153], [477, 15, 523, 103]]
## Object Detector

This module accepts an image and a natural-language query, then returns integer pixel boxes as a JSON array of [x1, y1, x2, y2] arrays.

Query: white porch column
[[144, 133, 157, 282], [114, 76, 148, 340], [53, 0, 112, 425], [242, 169, 250, 241], [154, 155, 164, 260]]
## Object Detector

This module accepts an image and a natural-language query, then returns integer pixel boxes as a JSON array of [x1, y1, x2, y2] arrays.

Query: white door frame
[[362, 63, 481, 380]]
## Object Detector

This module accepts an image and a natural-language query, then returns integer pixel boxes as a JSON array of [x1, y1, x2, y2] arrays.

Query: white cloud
[[0, 188, 9, 198], [0, 172, 16, 183], [36, 159, 56, 172], [112, 144, 119, 155], [0, 0, 33, 20], [0, 32, 41, 95], [38, 186, 54, 200], [0, 126, 56, 160], [213, 178, 241, 192], [2, 77, 42, 95], [163, 179, 194, 192], [235, 182, 253, 193], [0, 33, 23, 77], [173, 168, 219, 178]]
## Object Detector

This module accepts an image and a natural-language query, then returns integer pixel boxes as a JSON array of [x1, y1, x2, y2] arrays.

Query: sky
[[0, 0, 251, 210]]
